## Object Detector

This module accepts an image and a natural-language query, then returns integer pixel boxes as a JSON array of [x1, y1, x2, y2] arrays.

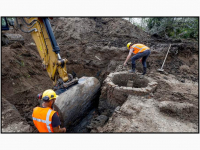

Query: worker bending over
[[124, 42, 151, 75], [32, 89, 66, 133]]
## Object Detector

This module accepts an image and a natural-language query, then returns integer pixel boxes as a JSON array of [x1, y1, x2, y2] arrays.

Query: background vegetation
[[128, 17, 199, 40]]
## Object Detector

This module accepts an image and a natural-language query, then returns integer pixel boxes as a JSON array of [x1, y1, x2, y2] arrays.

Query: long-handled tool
[[157, 44, 171, 72]]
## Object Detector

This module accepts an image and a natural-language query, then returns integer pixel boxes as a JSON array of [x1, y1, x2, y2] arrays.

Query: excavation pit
[[112, 73, 149, 88], [100, 71, 158, 109]]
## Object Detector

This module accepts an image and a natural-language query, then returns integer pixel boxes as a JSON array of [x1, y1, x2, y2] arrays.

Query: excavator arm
[[24, 17, 69, 85], [2, 17, 78, 89]]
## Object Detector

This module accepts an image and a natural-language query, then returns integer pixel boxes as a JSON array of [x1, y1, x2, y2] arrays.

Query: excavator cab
[[1, 17, 24, 46], [1, 17, 9, 30], [1, 17, 15, 30]]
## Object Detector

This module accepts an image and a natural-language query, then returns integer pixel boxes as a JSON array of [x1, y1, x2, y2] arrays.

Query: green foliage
[[143, 17, 198, 40], [127, 18, 146, 31], [15, 59, 25, 67]]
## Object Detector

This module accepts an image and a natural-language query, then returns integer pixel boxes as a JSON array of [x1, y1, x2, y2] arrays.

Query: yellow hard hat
[[42, 89, 58, 101], [127, 42, 132, 49]]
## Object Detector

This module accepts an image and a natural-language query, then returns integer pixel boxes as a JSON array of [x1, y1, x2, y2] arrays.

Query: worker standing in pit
[[123, 42, 151, 75], [32, 89, 66, 133]]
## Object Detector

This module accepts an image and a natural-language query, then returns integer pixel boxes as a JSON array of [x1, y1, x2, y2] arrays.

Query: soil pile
[[94, 95, 197, 133], [50, 18, 198, 83], [1, 42, 52, 132], [50, 18, 150, 82], [2, 98, 33, 132]]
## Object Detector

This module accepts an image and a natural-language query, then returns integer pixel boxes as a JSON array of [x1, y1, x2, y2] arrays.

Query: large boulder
[[2, 98, 33, 133], [54, 77, 100, 129]]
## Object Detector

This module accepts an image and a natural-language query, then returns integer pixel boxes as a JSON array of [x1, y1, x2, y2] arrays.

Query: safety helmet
[[127, 42, 132, 50], [127, 42, 132, 49], [42, 89, 58, 101]]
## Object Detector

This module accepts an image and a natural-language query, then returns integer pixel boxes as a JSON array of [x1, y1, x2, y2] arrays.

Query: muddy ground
[[1, 17, 198, 132]]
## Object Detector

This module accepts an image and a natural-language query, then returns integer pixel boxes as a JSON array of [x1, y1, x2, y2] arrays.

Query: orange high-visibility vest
[[32, 107, 57, 133], [130, 44, 150, 54]]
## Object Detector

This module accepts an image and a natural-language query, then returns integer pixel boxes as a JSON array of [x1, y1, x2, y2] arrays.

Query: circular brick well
[[100, 71, 158, 108], [112, 73, 149, 88]]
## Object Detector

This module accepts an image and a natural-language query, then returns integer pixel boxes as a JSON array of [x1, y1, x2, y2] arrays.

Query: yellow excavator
[[2, 17, 78, 90], [2, 17, 101, 131]]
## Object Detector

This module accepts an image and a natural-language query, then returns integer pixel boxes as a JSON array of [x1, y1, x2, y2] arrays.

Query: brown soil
[[1, 42, 52, 130], [153, 73, 198, 125], [2, 97, 33, 132], [1, 17, 198, 132]]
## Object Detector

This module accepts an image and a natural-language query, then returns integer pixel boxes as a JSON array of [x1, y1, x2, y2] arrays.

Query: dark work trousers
[[131, 50, 151, 68]]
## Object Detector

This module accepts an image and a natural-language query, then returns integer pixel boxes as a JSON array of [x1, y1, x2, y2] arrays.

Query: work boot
[[142, 67, 147, 75], [140, 75, 144, 79], [128, 69, 135, 73], [129, 64, 136, 73]]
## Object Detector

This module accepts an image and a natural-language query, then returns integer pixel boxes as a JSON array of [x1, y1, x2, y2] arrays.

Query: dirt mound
[[49, 18, 151, 81], [147, 43, 198, 82], [49, 18, 198, 84], [2, 98, 33, 132], [158, 101, 198, 124], [93, 95, 197, 133], [51, 18, 149, 47], [1, 42, 52, 131]]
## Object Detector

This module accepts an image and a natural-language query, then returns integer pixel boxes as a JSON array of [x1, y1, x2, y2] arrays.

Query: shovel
[[157, 44, 171, 72]]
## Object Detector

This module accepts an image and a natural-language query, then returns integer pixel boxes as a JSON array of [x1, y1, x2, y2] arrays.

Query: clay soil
[[1, 17, 199, 132]]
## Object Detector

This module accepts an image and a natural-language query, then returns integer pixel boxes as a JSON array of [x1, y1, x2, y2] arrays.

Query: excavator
[[2, 17, 79, 90], [2, 17, 100, 131]]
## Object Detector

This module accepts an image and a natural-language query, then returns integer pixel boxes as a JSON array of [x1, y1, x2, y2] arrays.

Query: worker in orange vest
[[32, 89, 66, 133], [123, 42, 151, 75]]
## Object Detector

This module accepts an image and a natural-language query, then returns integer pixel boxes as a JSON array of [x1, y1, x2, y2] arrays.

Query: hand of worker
[[123, 62, 127, 66], [53, 126, 66, 133], [62, 127, 66, 133]]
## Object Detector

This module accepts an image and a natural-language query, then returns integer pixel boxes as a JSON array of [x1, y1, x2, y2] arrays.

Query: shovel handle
[[161, 44, 171, 70]]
